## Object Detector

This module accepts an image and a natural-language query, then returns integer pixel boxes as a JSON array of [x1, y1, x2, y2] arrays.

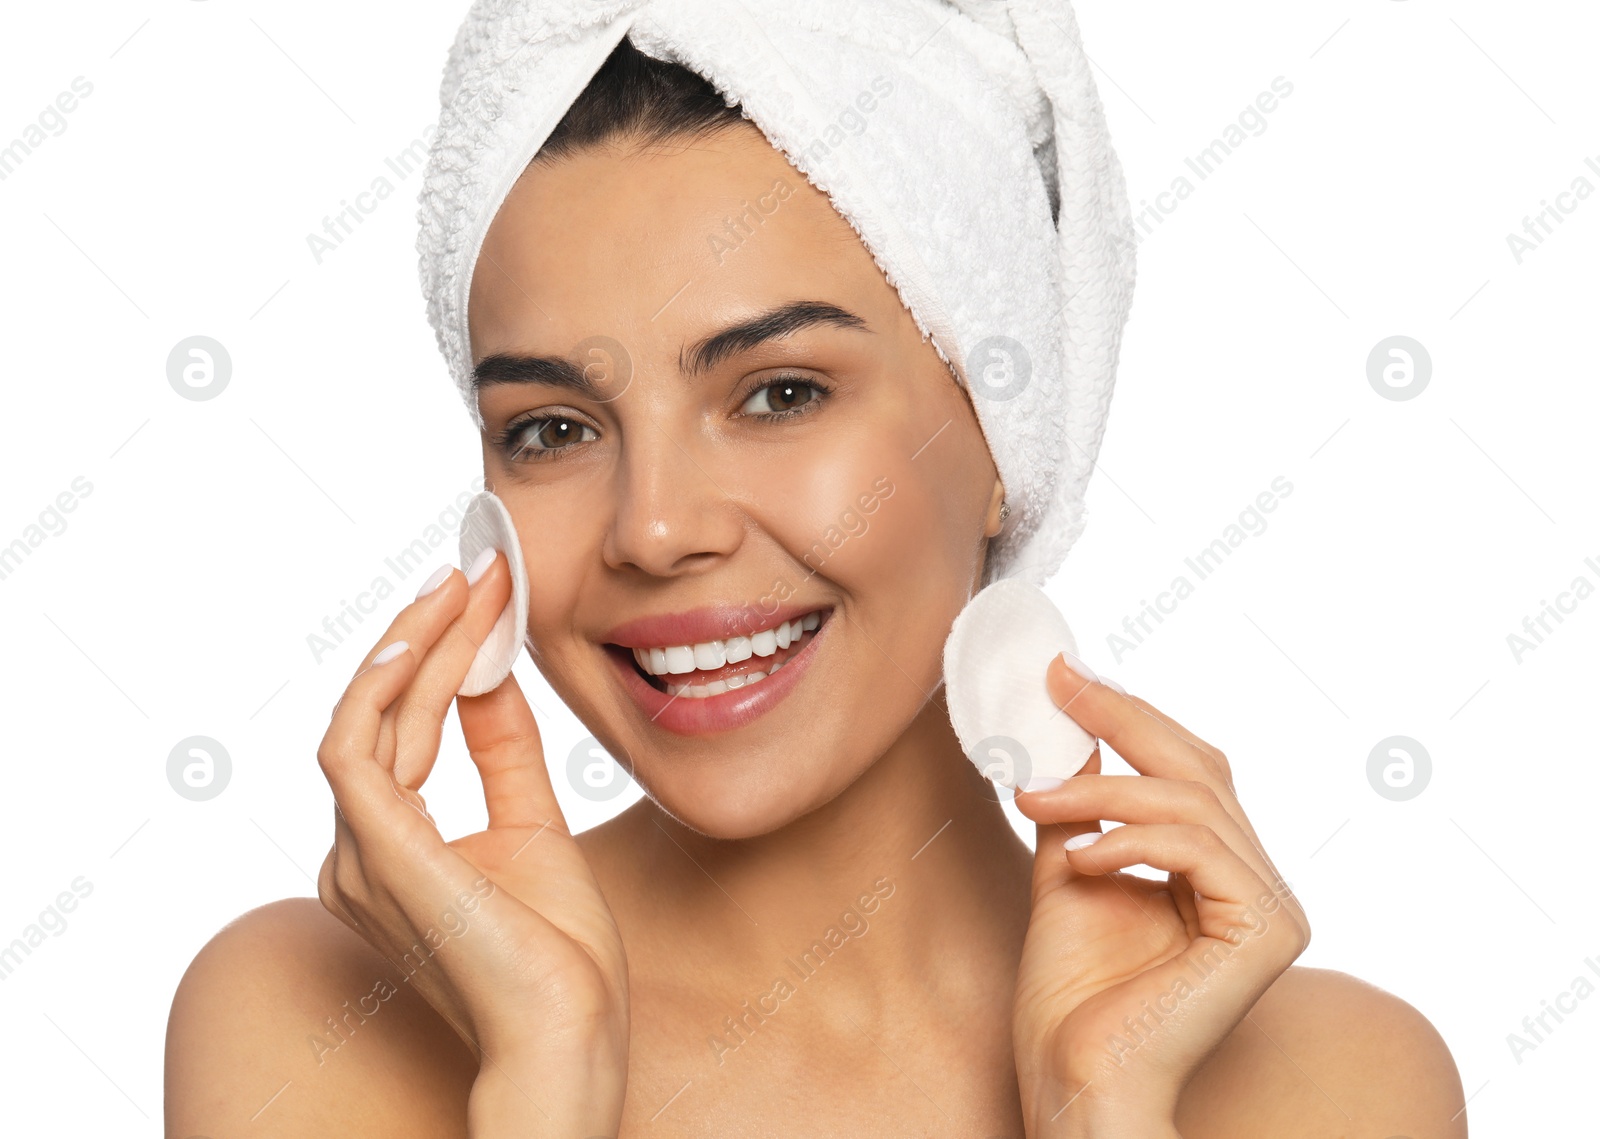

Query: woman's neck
[[586, 694, 1037, 1028]]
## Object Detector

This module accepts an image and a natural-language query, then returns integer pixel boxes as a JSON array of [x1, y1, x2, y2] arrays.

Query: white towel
[[417, 0, 1136, 589]]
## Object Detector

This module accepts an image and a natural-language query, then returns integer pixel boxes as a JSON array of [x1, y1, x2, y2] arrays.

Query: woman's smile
[[601, 602, 834, 734], [463, 110, 1001, 829]]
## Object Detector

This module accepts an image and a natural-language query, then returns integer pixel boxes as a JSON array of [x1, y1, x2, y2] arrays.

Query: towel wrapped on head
[[417, 0, 1137, 592]]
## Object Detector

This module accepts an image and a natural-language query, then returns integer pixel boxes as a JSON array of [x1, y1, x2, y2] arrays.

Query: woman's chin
[[641, 769, 839, 842]]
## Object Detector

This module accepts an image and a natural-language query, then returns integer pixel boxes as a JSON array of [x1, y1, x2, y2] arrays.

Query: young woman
[[165, 33, 1465, 1138]]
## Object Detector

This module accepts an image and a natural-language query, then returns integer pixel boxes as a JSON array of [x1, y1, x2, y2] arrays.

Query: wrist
[[468, 1043, 627, 1138], [1022, 1075, 1179, 1139], [1029, 1109, 1181, 1139]]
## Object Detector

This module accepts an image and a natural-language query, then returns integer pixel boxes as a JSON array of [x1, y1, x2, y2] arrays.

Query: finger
[[1123, 689, 1283, 885], [330, 561, 470, 730], [1083, 674, 1230, 777], [346, 563, 471, 679], [1084, 676, 1277, 879], [1019, 761, 1219, 938], [1064, 824, 1307, 958], [1045, 657, 1299, 922], [1047, 656, 1225, 785], [457, 670, 570, 833], [1015, 773, 1278, 890], [320, 642, 419, 821], [317, 642, 439, 853], [1169, 871, 1200, 937], [1029, 772, 1307, 943], [393, 550, 516, 790], [1114, 691, 1234, 788]]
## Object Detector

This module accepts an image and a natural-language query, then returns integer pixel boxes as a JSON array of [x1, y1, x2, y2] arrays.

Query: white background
[[1, 1, 1595, 1133]]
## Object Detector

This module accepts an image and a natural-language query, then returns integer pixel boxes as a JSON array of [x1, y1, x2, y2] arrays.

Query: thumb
[[456, 670, 569, 834]]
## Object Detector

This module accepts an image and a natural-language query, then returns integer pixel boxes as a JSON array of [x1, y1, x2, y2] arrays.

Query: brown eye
[[740, 377, 824, 418], [505, 416, 598, 460]]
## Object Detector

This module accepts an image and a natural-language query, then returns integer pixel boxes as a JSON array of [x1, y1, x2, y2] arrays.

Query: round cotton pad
[[942, 577, 1098, 790], [456, 490, 530, 697]]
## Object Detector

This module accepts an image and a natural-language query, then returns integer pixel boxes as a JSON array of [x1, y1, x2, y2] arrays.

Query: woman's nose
[[602, 420, 747, 578]]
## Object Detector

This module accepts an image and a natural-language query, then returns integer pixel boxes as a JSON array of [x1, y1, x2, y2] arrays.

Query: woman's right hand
[[314, 549, 629, 1136]]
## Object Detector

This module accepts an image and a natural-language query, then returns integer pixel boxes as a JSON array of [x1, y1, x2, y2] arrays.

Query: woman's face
[[469, 122, 1004, 839]]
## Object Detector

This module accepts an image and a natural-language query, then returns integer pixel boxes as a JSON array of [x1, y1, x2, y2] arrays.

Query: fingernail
[[372, 641, 409, 667], [415, 563, 453, 599], [1101, 675, 1126, 695], [1064, 831, 1103, 851], [1058, 649, 1100, 684], [465, 547, 498, 585], [1020, 776, 1065, 794]]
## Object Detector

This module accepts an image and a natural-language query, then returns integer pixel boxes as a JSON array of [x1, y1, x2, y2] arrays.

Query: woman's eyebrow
[[471, 299, 870, 397], [472, 351, 597, 397], [680, 299, 870, 376]]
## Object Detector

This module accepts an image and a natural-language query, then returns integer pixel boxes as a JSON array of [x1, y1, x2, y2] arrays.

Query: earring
[[998, 500, 1011, 525]]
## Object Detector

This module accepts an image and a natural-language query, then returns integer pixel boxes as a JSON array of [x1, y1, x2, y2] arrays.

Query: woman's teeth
[[630, 610, 823, 699], [665, 658, 783, 699], [631, 611, 820, 676]]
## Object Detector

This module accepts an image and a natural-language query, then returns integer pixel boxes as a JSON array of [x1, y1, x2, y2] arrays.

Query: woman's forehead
[[469, 127, 907, 362]]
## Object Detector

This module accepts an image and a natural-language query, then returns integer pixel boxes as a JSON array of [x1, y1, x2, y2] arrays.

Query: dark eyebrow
[[680, 299, 869, 376], [472, 351, 600, 399], [471, 299, 871, 397]]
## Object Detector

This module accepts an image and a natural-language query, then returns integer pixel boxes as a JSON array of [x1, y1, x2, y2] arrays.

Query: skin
[[164, 123, 1467, 1137]]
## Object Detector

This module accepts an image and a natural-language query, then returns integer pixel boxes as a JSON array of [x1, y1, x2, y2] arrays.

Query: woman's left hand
[[1010, 655, 1311, 1137]]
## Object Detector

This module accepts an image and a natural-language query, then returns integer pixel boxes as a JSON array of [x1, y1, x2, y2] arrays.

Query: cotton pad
[[456, 490, 531, 697], [942, 577, 1098, 790]]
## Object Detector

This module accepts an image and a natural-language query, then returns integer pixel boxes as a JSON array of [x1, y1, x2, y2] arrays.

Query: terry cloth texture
[[417, 0, 1137, 589]]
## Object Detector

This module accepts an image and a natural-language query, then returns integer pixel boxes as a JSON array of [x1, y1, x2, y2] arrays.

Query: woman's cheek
[[833, 459, 964, 594], [768, 440, 969, 682], [510, 492, 595, 661], [752, 400, 983, 582], [742, 427, 878, 568]]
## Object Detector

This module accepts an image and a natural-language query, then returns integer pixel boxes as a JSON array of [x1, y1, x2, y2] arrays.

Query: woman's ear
[[984, 478, 1006, 538]]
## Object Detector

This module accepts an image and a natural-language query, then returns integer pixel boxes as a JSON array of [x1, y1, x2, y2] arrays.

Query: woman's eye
[[740, 377, 824, 418], [505, 416, 597, 460]]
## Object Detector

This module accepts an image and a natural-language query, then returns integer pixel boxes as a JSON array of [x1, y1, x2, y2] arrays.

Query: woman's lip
[[601, 601, 828, 650], [604, 615, 830, 735]]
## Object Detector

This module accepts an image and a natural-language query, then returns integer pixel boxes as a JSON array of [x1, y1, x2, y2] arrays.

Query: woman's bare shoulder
[[1181, 964, 1466, 1138], [165, 897, 477, 1138]]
